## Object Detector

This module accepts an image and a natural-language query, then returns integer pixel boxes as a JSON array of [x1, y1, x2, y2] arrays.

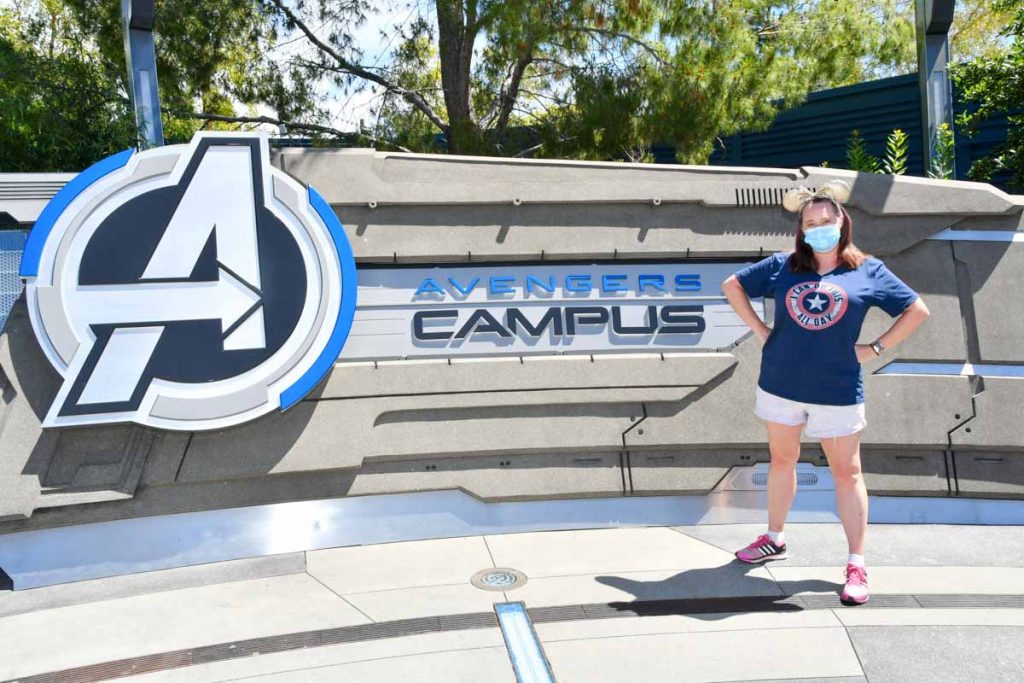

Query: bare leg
[[820, 432, 868, 555], [766, 420, 804, 533]]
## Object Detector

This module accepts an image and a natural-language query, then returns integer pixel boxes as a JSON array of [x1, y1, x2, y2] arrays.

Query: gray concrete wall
[[1, 151, 1023, 531]]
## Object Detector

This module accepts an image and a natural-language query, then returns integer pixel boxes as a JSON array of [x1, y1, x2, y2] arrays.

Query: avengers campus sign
[[337, 263, 759, 361], [22, 131, 756, 430]]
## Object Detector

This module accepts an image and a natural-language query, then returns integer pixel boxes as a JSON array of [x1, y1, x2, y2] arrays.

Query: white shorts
[[754, 385, 866, 438]]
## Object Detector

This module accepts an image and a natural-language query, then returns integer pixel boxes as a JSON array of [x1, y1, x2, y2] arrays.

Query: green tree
[[949, 0, 1021, 64], [61, 0, 325, 141], [950, 0, 1024, 191], [4, 0, 1016, 172], [0, 0, 339, 170], [853, 1, 1018, 78], [0, 4, 135, 171], [267, 0, 927, 159]]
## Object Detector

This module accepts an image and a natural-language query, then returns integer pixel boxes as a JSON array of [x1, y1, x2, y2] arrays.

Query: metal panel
[[0, 230, 27, 331], [704, 71, 1020, 192]]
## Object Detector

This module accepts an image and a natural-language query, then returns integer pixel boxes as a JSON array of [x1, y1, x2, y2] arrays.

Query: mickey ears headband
[[782, 179, 851, 214]]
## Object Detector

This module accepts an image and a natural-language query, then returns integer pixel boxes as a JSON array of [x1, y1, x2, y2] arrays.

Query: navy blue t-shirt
[[734, 251, 919, 405]]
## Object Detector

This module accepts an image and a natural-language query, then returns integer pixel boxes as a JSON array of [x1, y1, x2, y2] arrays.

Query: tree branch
[[480, 33, 537, 132], [562, 26, 667, 65], [494, 46, 534, 132], [267, 0, 448, 133], [514, 142, 544, 157], [164, 110, 413, 152]]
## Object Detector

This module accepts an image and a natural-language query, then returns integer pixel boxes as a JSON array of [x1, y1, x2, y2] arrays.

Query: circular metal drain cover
[[471, 567, 527, 591]]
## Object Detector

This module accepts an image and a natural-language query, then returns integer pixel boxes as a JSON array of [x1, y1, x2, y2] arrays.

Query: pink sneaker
[[735, 533, 789, 563], [841, 563, 869, 604]]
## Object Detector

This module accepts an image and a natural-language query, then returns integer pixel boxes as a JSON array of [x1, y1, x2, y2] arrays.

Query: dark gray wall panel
[[954, 452, 1024, 498], [858, 239, 965, 362], [347, 451, 625, 501], [861, 449, 949, 496], [860, 375, 973, 447], [626, 448, 829, 495], [953, 242, 1024, 362], [950, 378, 1024, 450]]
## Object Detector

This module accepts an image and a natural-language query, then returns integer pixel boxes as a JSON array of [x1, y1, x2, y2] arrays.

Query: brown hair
[[787, 197, 870, 273]]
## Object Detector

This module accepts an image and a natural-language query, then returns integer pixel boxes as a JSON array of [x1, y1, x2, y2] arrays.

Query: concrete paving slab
[[507, 565, 785, 608], [835, 608, 1024, 627], [341, 582, 508, 622], [542, 626, 864, 682], [484, 526, 735, 578], [846, 625, 1024, 682], [231, 646, 516, 682], [672, 523, 1024, 567], [534, 608, 842, 642], [0, 573, 368, 681], [121, 629, 509, 682], [6, 522, 1024, 683], [307, 535, 495, 594], [766, 566, 1024, 595], [0, 553, 305, 618], [741, 678, 866, 683]]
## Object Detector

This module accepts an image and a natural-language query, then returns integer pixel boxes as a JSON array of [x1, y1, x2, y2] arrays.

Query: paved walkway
[[2, 523, 1024, 682]]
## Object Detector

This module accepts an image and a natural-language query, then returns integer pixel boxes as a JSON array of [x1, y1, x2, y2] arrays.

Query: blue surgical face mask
[[802, 221, 841, 253]]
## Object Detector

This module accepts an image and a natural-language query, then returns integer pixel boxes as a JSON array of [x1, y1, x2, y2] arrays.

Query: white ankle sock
[[767, 529, 784, 546], [847, 553, 865, 567]]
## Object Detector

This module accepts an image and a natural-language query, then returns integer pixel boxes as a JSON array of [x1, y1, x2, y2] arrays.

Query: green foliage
[[949, 0, 1024, 191], [285, 0, 930, 159], [865, 1, 1017, 76], [881, 128, 908, 175], [842, 128, 917, 177], [3, 0, 1015, 171], [927, 122, 957, 180], [0, 0, 326, 170], [846, 130, 880, 173], [949, 0, 1021, 64], [0, 4, 135, 171]]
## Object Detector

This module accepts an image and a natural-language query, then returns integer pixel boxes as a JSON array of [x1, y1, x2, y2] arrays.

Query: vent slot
[[734, 186, 817, 207], [715, 463, 834, 491]]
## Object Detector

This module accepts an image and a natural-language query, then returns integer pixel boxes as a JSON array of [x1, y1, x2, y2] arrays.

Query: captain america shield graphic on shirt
[[785, 281, 848, 330]]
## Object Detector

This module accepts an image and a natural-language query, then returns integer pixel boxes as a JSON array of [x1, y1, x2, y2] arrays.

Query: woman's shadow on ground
[[590, 559, 844, 621]]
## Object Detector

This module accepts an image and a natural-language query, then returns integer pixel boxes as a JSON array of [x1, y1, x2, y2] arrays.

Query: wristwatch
[[869, 339, 885, 355]]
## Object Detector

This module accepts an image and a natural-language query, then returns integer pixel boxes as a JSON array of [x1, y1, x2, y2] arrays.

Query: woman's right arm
[[721, 274, 771, 346]]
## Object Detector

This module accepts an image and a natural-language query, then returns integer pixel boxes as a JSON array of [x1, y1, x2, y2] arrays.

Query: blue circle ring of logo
[[280, 186, 358, 409], [20, 148, 135, 279]]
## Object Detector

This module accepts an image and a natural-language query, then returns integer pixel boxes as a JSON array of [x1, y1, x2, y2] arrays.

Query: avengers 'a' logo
[[20, 133, 356, 430]]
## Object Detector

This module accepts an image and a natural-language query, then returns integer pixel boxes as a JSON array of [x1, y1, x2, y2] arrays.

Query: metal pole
[[915, 0, 955, 177], [122, 0, 164, 148]]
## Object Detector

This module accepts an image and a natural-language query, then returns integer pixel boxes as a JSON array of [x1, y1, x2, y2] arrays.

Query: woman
[[720, 179, 930, 605]]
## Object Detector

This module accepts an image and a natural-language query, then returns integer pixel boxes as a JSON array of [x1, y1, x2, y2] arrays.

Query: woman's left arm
[[855, 297, 930, 362]]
